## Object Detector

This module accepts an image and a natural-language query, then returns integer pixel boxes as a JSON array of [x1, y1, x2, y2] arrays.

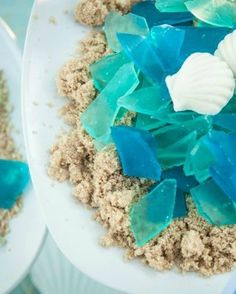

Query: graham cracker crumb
[[0, 72, 22, 242], [49, 15, 236, 276], [74, 0, 140, 26], [48, 16, 57, 24]]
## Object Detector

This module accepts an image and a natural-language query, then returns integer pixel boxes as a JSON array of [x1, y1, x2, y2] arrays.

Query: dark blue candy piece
[[203, 131, 236, 203], [132, 1, 193, 28], [111, 126, 161, 180], [173, 189, 188, 218], [162, 166, 199, 192], [0, 160, 30, 209]]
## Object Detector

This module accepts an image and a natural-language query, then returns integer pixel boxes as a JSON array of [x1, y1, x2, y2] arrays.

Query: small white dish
[[0, 19, 46, 294], [22, 1, 236, 293]]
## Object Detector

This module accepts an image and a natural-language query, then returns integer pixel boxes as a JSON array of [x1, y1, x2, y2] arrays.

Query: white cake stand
[[0, 19, 46, 294]]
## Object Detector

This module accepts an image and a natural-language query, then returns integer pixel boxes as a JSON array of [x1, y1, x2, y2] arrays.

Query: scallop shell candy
[[215, 30, 236, 78], [166, 53, 235, 115]]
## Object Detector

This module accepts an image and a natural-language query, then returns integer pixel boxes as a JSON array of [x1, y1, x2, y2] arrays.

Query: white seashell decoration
[[215, 30, 236, 78], [166, 53, 235, 115]]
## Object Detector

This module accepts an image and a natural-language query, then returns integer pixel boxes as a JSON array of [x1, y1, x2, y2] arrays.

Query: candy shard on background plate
[[90, 52, 129, 91], [81, 63, 139, 143], [0, 160, 30, 209], [203, 131, 236, 203], [111, 126, 161, 180], [185, 0, 236, 28], [166, 53, 235, 115], [132, 1, 193, 27], [104, 12, 149, 52], [130, 179, 177, 247], [191, 179, 236, 226]]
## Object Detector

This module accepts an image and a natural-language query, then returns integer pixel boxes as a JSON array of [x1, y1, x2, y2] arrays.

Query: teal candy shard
[[104, 12, 149, 52], [185, 0, 236, 28], [111, 126, 161, 180], [118, 86, 165, 115], [80, 63, 139, 143], [156, 0, 188, 12], [132, 1, 193, 27], [135, 114, 166, 131], [158, 131, 197, 169], [0, 160, 30, 209], [191, 179, 236, 226], [213, 114, 236, 132], [174, 190, 188, 218], [130, 179, 177, 246], [203, 131, 236, 203], [90, 52, 129, 91]]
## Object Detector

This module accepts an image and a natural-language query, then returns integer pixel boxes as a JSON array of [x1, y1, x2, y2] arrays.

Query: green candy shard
[[104, 12, 149, 52], [191, 179, 236, 226], [90, 52, 129, 91], [80, 63, 139, 143], [130, 179, 177, 247], [185, 0, 235, 28], [118, 86, 165, 115], [158, 131, 197, 169], [156, 0, 188, 12], [184, 139, 214, 182]]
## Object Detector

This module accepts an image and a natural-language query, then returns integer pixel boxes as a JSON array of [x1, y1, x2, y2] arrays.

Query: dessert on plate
[[49, 0, 236, 276]]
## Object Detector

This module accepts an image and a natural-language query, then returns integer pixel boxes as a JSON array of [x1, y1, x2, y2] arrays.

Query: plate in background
[[0, 19, 46, 294], [22, 1, 235, 293]]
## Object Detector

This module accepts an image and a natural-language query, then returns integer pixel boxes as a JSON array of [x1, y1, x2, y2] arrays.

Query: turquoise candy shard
[[135, 114, 166, 131], [90, 52, 129, 91], [157, 131, 197, 169], [104, 12, 149, 52], [111, 126, 161, 180], [174, 189, 188, 218], [156, 0, 188, 12], [162, 166, 198, 192], [185, 0, 236, 28], [0, 160, 30, 209], [80, 63, 139, 143], [118, 86, 165, 115], [213, 114, 236, 132], [130, 179, 176, 246], [203, 131, 236, 203], [191, 179, 236, 226], [132, 1, 193, 27], [184, 139, 214, 182]]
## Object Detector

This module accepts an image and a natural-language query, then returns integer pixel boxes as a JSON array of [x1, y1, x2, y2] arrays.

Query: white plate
[[0, 19, 46, 294], [22, 1, 235, 293]]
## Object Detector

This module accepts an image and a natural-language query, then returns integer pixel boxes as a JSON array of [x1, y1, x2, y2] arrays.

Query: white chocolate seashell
[[166, 53, 235, 115], [215, 31, 236, 78]]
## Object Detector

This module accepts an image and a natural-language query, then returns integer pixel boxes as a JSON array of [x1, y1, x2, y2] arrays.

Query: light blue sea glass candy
[[118, 86, 165, 116], [132, 1, 193, 27], [104, 12, 149, 52], [130, 179, 177, 246], [174, 189, 188, 218], [0, 160, 30, 209], [191, 179, 236, 225], [81, 63, 139, 144], [203, 131, 236, 203], [185, 0, 236, 28], [156, 0, 188, 12], [111, 126, 161, 180], [90, 52, 129, 91]]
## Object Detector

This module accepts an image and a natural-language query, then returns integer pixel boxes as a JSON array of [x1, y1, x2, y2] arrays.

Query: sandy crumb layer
[[49, 17, 236, 276], [0, 71, 22, 241]]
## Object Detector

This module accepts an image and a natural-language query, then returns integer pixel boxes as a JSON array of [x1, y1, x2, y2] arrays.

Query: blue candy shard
[[104, 12, 149, 52], [213, 114, 236, 132], [0, 160, 30, 209], [174, 189, 188, 218], [191, 179, 236, 226], [132, 1, 193, 27], [162, 166, 198, 192], [111, 126, 161, 180], [90, 52, 129, 91], [203, 131, 236, 203], [81, 63, 139, 143], [130, 179, 176, 246]]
